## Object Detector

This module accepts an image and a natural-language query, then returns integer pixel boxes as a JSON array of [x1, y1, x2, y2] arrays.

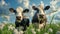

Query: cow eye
[[44, 6, 50, 10]]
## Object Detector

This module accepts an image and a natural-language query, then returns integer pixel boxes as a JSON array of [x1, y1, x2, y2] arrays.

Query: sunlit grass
[[0, 22, 60, 34]]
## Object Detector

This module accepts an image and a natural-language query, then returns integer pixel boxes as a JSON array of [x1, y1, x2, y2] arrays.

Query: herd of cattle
[[9, 3, 50, 32]]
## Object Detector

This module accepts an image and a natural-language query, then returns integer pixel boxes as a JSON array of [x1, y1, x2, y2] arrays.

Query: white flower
[[13, 28, 24, 34], [56, 31, 60, 34], [44, 32, 49, 34], [0, 23, 5, 29], [32, 31, 36, 34], [31, 28, 35, 31], [56, 24, 60, 27], [37, 29, 40, 32], [13, 29, 19, 34], [48, 28, 53, 32], [31, 28, 36, 34], [23, 0, 29, 8], [19, 31, 24, 34], [8, 25, 15, 30]]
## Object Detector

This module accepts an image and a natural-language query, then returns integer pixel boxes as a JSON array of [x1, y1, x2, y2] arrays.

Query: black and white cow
[[32, 3, 50, 29], [9, 7, 30, 31]]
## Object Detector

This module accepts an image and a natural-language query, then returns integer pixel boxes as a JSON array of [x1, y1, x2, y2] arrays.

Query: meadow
[[0, 22, 60, 34], [0, 14, 60, 34]]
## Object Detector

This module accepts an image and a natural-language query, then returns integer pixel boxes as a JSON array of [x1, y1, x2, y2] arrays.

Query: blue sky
[[2, 0, 51, 9], [0, 0, 60, 23]]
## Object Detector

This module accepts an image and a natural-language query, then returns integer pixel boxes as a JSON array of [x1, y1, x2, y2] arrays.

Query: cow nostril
[[16, 16, 21, 20], [39, 14, 44, 18]]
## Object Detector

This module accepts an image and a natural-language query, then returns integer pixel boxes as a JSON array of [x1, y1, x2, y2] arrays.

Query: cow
[[32, 3, 50, 30], [9, 7, 30, 32]]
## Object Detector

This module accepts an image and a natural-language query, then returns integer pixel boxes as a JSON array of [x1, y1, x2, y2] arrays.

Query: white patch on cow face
[[38, 1, 45, 15]]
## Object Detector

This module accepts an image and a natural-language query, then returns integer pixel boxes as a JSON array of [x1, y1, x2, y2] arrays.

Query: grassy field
[[0, 16, 60, 34], [0, 22, 60, 34]]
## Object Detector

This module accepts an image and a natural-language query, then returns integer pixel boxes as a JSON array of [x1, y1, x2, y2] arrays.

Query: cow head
[[9, 8, 14, 13]]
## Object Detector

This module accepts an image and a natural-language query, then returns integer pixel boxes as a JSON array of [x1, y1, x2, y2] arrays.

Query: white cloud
[[50, 1, 57, 11], [0, 0, 10, 15], [18, 0, 23, 3], [47, 0, 60, 16], [1, 15, 10, 21], [50, 0, 58, 6], [47, 7, 60, 16], [17, 0, 29, 8], [45, 0, 60, 23], [0, 0, 8, 6], [56, 15, 60, 18], [0, 0, 10, 22], [38, 1, 44, 9], [23, 0, 29, 8], [32, 3, 36, 6]]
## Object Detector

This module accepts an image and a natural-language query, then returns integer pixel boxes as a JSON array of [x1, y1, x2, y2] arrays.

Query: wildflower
[[32, 31, 36, 34], [56, 31, 60, 34], [13, 29, 19, 34], [31, 28, 35, 31], [48, 28, 53, 32], [19, 30, 23, 34], [31, 28, 36, 34], [56, 24, 60, 27], [8, 25, 15, 30], [44, 32, 49, 34], [37, 29, 40, 32], [0, 23, 5, 29]]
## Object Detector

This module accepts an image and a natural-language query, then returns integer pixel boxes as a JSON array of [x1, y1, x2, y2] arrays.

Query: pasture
[[0, 22, 60, 34]]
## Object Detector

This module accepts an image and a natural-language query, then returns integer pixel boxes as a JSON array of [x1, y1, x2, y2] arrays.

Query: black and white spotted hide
[[32, 5, 50, 29], [15, 8, 30, 31]]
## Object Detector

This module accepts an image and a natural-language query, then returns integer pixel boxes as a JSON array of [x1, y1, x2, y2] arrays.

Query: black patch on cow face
[[38, 14, 44, 19], [44, 6, 50, 10], [23, 9, 29, 13]]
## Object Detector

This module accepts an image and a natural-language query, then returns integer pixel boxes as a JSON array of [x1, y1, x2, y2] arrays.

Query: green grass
[[0, 23, 60, 34]]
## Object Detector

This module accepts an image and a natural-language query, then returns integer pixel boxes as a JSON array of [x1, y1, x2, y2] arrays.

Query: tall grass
[[0, 16, 60, 34], [0, 23, 60, 34], [50, 15, 55, 27]]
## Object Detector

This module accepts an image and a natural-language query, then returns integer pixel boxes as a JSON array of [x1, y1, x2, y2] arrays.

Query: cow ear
[[32, 6, 39, 11], [23, 9, 29, 13], [9, 8, 14, 11], [32, 6, 36, 10], [9, 8, 14, 13], [44, 6, 50, 10], [32, 6, 37, 10]]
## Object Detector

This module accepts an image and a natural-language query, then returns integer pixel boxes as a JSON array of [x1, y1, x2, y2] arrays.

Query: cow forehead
[[16, 7, 23, 13], [16, 13, 22, 16]]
